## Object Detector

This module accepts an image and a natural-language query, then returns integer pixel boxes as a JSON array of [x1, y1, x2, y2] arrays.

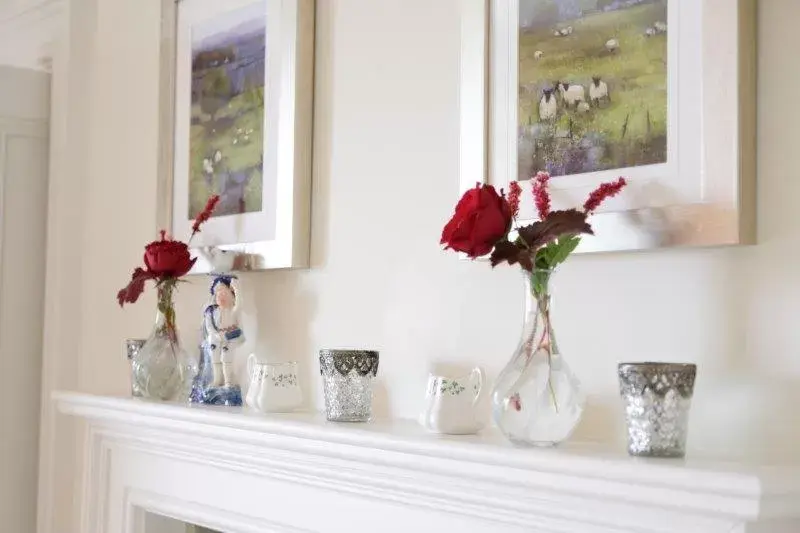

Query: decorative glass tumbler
[[125, 339, 147, 397], [618, 363, 697, 458], [319, 350, 379, 422]]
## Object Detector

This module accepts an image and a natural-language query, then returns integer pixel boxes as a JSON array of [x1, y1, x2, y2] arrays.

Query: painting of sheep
[[189, 1, 266, 218], [518, 0, 668, 181]]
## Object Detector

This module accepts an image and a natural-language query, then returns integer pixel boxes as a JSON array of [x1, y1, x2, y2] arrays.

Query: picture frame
[[158, 0, 314, 272], [459, 0, 756, 253]]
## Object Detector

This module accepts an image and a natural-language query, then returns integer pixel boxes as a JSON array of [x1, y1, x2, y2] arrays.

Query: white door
[[0, 64, 50, 533]]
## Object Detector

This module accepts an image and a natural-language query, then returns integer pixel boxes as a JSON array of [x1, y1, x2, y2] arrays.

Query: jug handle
[[470, 367, 485, 406]]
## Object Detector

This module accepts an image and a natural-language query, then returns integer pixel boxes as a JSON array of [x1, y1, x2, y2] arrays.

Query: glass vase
[[131, 282, 196, 401], [491, 269, 585, 446]]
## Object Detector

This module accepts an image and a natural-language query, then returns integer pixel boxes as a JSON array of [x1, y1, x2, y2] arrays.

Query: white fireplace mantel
[[54, 391, 799, 533]]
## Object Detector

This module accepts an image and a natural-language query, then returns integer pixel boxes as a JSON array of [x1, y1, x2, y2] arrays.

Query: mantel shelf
[[54, 391, 800, 533]]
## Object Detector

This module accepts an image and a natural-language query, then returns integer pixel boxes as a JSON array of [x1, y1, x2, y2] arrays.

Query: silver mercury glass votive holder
[[125, 339, 147, 397], [618, 362, 697, 458], [319, 349, 379, 422]]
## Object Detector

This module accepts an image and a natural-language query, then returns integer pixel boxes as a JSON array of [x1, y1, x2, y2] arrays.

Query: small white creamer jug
[[419, 367, 484, 435], [246, 356, 302, 413]]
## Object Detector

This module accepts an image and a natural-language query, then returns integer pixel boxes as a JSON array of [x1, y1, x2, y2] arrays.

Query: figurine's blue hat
[[210, 275, 234, 295]]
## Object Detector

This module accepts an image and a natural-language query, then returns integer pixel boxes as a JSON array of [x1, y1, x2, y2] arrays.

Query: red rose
[[143, 232, 196, 277], [441, 184, 512, 258]]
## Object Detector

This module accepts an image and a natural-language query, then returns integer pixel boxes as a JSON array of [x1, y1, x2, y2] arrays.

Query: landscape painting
[[189, 1, 267, 219], [517, 0, 668, 181]]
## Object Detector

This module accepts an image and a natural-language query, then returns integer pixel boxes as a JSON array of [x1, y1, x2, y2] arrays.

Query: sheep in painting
[[539, 88, 557, 121], [557, 81, 585, 108], [589, 76, 610, 106], [565, 26, 573, 35], [534, 50, 544, 60], [605, 39, 619, 53], [654, 21, 667, 33], [644, 27, 656, 37]]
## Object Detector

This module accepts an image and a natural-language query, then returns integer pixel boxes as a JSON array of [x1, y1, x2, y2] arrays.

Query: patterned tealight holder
[[618, 362, 697, 458], [319, 350, 379, 422]]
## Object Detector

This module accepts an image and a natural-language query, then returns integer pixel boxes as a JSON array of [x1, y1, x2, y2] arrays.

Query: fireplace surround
[[54, 391, 799, 533]]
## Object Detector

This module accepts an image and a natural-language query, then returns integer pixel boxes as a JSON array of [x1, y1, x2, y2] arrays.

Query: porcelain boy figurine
[[206, 276, 244, 386], [190, 275, 244, 405]]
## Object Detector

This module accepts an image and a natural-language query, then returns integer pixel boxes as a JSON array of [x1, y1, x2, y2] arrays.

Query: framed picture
[[459, 0, 756, 253], [158, 0, 314, 272]]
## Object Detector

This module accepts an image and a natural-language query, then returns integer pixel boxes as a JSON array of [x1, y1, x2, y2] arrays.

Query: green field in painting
[[188, 87, 264, 219], [518, 2, 667, 178]]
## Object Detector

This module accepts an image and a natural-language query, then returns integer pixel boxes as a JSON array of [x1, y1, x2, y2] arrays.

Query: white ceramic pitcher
[[246, 356, 302, 413], [419, 367, 484, 435]]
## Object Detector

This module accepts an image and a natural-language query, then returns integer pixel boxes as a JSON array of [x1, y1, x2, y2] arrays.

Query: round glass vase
[[491, 269, 585, 446], [131, 282, 196, 401]]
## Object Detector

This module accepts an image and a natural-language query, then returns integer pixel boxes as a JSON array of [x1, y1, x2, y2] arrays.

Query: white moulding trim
[[54, 392, 800, 533]]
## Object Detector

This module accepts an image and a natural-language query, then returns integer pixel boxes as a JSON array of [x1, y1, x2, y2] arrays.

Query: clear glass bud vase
[[131, 282, 196, 401], [491, 269, 585, 446]]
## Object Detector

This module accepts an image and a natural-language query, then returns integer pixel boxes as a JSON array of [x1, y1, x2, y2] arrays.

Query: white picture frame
[[459, 0, 756, 253], [158, 0, 314, 272]]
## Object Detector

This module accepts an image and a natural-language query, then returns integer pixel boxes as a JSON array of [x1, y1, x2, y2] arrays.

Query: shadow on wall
[[247, 270, 318, 409], [307, 0, 335, 272], [234, 0, 338, 412], [568, 375, 800, 461], [689, 374, 800, 462]]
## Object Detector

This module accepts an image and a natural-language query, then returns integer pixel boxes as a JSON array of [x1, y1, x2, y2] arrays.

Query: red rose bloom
[[441, 184, 512, 258], [117, 194, 218, 308], [143, 231, 197, 278]]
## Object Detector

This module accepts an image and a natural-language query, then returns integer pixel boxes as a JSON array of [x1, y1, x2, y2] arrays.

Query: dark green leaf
[[550, 235, 581, 266]]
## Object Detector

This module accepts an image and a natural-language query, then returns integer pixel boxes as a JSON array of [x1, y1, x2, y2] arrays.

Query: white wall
[[0, 65, 49, 533], [0, 1, 59, 72], [40, 0, 800, 530]]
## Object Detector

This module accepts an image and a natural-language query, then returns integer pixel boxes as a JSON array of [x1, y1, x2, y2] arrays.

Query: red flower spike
[[191, 194, 221, 236], [583, 177, 627, 214], [507, 181, 522, 218], [532, 171, 551, 219]]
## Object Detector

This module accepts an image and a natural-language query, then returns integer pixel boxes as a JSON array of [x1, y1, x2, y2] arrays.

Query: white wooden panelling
[[0, 112, 49, 533], [55, 392, 800, 533]]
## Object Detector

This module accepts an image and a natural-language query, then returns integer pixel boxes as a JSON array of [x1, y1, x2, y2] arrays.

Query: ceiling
[[0, 0, 61, 71]]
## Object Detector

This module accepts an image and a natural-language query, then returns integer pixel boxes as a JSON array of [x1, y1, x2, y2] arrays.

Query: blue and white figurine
[[190, 275, 245, 406]]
